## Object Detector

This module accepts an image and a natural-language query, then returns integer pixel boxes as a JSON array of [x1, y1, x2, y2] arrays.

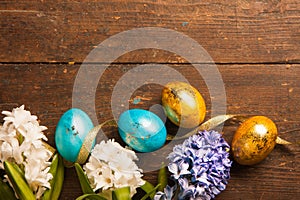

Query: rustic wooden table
[[1, 1, 300, 199]]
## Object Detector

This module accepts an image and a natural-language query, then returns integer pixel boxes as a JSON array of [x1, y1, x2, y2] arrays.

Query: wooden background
[[1, 0, 300, 199]]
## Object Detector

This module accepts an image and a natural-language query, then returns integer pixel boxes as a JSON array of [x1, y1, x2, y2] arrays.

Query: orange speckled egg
[[232, 116, 278, 165]]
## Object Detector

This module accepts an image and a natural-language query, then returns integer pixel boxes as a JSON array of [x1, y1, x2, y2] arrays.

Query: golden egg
[[161, 81, 206, 128], [231, 116, 278, 165]]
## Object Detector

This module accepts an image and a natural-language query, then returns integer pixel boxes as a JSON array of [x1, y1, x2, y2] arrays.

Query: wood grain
[[1, 0, 300, 63], [0, 63, 299, 199], [1, 0, 300, 199]]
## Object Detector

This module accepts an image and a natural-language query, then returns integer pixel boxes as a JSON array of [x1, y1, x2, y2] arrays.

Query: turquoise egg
[[118, 109, 167, 152], [55, 108, 94, 162]]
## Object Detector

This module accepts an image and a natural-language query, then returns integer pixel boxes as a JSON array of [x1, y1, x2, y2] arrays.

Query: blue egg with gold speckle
[[55, 108, 94, 162], [118, 109, 167, 152]]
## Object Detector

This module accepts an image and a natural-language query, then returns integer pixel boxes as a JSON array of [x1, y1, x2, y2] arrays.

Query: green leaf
[[157, 164, 167, 192], [42, 154, 65, 200], [11, 162, 25, 177], [98, 190, 112, 200], [50, 154, 65, 199], [74, 163, 94, 194], [112, 187, 131, 200], [0, 178, 17, 200], [76, 193, 107, 200], [16, 130, 24, 145], [140, 183, 161, 200], [42, 154, 59, 200], [140, 181, 155, 200], [4, 161, 35, 200]]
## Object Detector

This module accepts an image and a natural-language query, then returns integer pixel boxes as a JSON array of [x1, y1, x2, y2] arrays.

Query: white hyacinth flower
[[0, 105, 53, 199], [83, 139, 145, 197]]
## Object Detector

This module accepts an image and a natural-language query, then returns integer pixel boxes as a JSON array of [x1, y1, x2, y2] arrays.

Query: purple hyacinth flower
[[167, 130, 232, 200], [154, 185, 177, 200]]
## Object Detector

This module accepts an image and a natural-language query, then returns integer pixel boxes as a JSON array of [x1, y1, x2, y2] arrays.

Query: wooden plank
[[1, 0, 300, 63], [0, 63, 299, 199]]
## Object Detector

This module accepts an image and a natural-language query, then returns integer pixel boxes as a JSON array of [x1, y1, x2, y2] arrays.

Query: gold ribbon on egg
[[74, 114, 298, 165], [76, 119, 118, 164], [167, 114, 296, 145], [167, 114, 238, 140]]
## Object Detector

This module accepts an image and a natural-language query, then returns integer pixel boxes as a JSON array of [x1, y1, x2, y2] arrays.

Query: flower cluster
[[83, 139, 145, 197], [155, 130, 232, 200], [0, 105, 53, 199]]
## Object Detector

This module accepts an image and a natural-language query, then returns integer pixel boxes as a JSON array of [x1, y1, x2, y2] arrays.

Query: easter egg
[[231, 116, 278, 165], [55, 108, 94, 163], [161, 81, 206, 128], [118, 109, 167, 152]]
